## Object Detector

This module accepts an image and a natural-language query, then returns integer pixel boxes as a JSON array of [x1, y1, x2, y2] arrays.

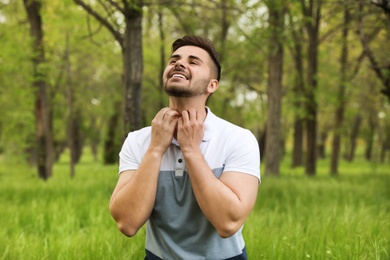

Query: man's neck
[[169, 98, 208, 122]]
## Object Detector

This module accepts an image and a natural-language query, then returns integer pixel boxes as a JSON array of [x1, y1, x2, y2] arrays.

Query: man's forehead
[[172, 45, 210, 59]]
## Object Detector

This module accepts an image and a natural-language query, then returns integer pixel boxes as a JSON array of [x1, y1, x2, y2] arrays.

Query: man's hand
[[177, 108, 204, 153], [150, 108, 180, 155]]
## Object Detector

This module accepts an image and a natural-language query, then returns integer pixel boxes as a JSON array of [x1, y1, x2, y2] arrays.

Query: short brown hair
[[172, 35, 221, 81]]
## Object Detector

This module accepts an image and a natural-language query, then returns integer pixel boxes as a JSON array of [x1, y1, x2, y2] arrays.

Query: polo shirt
[[119, 107, 260, 259]]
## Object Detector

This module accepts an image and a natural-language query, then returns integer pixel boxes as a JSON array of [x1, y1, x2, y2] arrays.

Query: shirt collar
[[202, 106, 213, 142]]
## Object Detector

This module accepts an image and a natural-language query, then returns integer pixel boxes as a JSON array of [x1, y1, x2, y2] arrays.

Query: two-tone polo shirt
[[119, 107, 260, 259]]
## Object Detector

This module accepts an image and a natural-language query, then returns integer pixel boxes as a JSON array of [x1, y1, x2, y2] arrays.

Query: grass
[[0, 152, 389, 259]]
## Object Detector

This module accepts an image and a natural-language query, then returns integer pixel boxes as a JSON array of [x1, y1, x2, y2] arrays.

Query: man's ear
[[207, 79, 219, 94]]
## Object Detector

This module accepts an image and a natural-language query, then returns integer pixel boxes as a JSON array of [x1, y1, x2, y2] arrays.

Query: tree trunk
[[330, 5, 350, 175], [365, 117, 376, 161], [23, 0, 53, 180], [104, 104, 121, 164], [218, 0, 230, 63], [122, 5, 143, 135], [292, 119, 304, 167], [65, 34, 76, 178], [89, 117, 99, 162], [380, 125, 390, 162], [380, 136, 390, 163], [345, 114, 362, 162], [288, 9, 305, 168], [158, 8, 166, 109], [317, 131, 327, 159], [265, 2, 284, 176], [303, 0, 322, 176]]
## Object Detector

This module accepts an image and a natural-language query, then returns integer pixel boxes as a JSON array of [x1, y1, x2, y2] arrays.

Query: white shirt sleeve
[[118, 131, 142, 174], [223, 129, 261, 182]]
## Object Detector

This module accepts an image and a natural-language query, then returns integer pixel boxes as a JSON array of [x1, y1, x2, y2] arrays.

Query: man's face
[[163, 45, 214, 98]]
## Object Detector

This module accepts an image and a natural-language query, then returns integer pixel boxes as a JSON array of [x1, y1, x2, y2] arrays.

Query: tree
[[23, 0, 53, 180], [265, 0, 284, 176], [357, 0, 390, 103], [301, 0, 322, 175], [330, 4, 350, 175], [74, 0, 143, 164], [74, 0, 144, 136], [286, 4, 305, 168]]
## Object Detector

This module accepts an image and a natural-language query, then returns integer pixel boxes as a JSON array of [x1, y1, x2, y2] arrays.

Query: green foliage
[[0, 2, 35, 156], [0, 153, 389, 259], [1, 0, 389, 170]]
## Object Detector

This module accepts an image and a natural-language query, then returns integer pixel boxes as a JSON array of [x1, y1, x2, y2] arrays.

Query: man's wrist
[[182, 146, 202, 159], [146, 146, 166, 158]]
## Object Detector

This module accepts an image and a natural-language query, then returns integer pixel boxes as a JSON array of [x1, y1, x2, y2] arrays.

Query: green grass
[[0, 153, 389, 259]]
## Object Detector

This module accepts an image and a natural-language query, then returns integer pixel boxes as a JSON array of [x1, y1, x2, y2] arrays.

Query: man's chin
[[164, 89, 193, 98]]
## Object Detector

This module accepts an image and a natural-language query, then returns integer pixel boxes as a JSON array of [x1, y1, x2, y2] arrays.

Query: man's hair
[[172, 35, 221, 81]]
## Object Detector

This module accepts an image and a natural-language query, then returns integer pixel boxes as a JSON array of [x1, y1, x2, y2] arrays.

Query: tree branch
[[357, 0, 386, 83], [73, 0, 123, 46], [107, 0, 125, 13]]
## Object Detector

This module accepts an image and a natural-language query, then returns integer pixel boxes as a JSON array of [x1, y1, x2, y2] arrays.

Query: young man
[[110, 35, 260, 259]]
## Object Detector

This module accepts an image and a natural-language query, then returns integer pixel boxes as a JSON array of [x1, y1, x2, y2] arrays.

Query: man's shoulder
[[128, 126, 151, 136], [209, 112, 251, 136], [125, 126, 152, 143]]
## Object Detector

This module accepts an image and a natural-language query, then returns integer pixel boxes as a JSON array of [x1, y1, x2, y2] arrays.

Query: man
[[110, 35, 260, 259]]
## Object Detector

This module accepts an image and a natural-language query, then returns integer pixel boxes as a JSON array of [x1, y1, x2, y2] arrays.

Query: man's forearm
[[109, 149, 163, 236], [183, 150, 255, 238]]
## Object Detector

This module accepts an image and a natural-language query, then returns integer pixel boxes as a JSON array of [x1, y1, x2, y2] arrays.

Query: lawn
[[0, 153, 389, 259]]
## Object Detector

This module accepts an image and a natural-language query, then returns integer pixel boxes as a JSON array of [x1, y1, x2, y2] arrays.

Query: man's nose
[[174, 60, 185, 68]]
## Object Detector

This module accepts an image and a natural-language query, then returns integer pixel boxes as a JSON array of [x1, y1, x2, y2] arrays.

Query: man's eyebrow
[[169, 54, 181, 59], [189, 55, 204, 63]]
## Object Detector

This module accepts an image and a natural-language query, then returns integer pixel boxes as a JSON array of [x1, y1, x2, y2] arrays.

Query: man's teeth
[[172, 74, 186, 79]]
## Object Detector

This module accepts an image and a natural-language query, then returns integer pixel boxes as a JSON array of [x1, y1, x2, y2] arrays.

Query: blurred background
[[0, 0, 389, 178]]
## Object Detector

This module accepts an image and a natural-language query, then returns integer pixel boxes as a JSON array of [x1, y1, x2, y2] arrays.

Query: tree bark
[[317, 131, 327, 159], [345, 114, 362, 162], [365, 117, 376, 161], [158, 8, 166, 109], [23, 0, 53, 180], [287, 9, 305, 168], [122, 3, 143, 134], [104, 103, 121, 164], [65, 33, 76, 178], [302, 0, 322, 175], [330, 5, 350, 175], [292, 119, 304, 167], [265, 1, 284, 176]]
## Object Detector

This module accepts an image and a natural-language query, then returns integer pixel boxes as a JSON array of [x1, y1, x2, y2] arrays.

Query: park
[[0, 0, 389, 259]]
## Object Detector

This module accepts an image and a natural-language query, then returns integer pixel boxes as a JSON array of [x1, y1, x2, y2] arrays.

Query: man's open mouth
[[171, 73, 187, 80]]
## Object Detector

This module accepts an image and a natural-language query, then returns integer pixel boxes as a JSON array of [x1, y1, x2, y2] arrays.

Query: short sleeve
[[118, 132, 142, 174], [223, 129, 261, 183]]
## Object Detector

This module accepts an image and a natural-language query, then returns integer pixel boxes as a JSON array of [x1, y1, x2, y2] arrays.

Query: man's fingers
[[154, 108, 179, 123], [154, 108, 169, 121], [188, 107, 198, 121], [181, 110, 189, 122]]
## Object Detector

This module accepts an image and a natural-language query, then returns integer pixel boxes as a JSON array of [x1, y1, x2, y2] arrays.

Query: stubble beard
[[164, 80, 208, 98]]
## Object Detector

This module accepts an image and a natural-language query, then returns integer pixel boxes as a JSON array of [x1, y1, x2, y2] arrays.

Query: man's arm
[[178, 108, 259, 238], [184, 152, 259, 238], [109, 151, 162, 237], [109, 108, 179, 237]]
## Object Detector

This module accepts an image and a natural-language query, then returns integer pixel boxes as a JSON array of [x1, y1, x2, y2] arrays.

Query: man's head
[[172, 36, 221, 81], [163, 36, 220, 99]]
